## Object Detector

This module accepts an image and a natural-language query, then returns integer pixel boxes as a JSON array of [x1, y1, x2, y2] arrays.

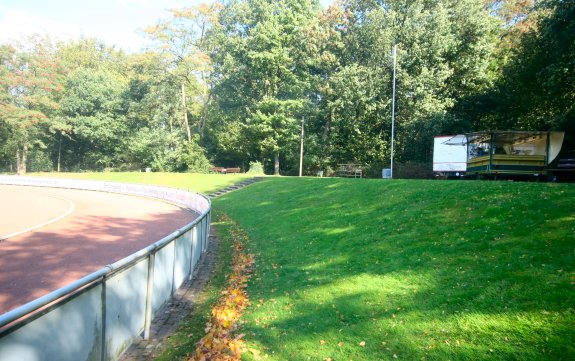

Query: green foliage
[[208, 0, 318, 173], [501, 1, 574, 132], [0, 37, 63, 174], [323, 0, 499, 167], [176, 139, 213, 173], [60, 67, 129, 169], [0, 0, 571, 176], [215, 177, 575, 360], [455, 1, 574, 150], [246, 160, 265, 175], [27, 148, 54, 172]]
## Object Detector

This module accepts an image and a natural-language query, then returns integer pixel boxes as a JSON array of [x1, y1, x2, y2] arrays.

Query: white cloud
[[0, 6, 149, 52], [98, 29, 146, 53], [0, 9, 79, 44]]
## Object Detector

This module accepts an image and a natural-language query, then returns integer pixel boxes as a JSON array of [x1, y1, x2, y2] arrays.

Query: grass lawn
[[21, 172, 573, 359], [26, 171, 254, 194], [210, 178, 575, 360]]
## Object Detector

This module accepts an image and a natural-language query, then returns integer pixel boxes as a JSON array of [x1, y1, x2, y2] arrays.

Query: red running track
[[0, 185, 197, 314]]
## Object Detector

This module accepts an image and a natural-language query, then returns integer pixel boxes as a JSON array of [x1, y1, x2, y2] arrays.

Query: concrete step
[[207, 177, 263, 198]]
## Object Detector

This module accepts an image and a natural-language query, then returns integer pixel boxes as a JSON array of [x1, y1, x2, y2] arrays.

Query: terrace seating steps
[[207, 177, 263, 199]]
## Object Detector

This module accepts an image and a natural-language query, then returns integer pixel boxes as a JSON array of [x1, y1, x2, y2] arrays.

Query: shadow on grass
[[215, 178, 575, 360]]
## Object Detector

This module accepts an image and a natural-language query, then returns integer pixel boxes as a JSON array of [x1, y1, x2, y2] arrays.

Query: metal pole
[[189, 226, 196, 280], [144, 253, 155, 340], [100, 277, 107, 361], [390, 44, 397, 179], [299, 117, 304, 177], [201, 217, 206, 253]]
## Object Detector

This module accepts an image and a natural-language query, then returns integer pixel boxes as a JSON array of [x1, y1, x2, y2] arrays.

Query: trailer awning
[[442, 134, 466, 145], [442, 131, 565, 163], [444, 131, 554, 145]]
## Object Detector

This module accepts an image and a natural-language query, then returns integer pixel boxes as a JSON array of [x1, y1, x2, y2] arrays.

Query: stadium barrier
[[0, 176, 211, 361]]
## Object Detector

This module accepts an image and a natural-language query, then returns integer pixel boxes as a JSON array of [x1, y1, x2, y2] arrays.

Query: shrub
[[247, 161, 265, 175], [183, 142, 212, 173]]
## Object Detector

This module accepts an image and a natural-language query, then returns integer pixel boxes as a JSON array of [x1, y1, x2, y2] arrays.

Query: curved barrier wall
[[0, 176, 211, 361]]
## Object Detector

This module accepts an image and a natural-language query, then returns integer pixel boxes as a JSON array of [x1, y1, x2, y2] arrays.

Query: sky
[[0, 0, 207, 52], [0, 0, 333, 53]]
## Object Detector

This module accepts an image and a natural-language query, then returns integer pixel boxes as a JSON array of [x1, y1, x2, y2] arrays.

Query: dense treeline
[[0, 0, 573, 176]]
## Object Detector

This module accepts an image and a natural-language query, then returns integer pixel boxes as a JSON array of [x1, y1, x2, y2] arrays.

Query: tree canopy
[[0, 0, 572, 176]]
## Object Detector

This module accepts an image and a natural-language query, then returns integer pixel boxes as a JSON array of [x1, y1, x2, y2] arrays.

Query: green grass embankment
[[26, 173, 573, 359], [27, 172, 253, 195], [212, 178, 574, 360]]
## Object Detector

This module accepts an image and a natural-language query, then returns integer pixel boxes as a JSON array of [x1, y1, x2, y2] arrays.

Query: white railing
[[0, 176, 211, 361]]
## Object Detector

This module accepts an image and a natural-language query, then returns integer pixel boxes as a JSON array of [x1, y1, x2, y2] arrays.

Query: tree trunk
[[274, 151, 280, 176], [181, 81, 192, 142], [57, 133, 62, 173], [16, 149, 20, 174], [16, 143, 28, 175], [322, 107, 332, 142], [198, 92, 211, 139]]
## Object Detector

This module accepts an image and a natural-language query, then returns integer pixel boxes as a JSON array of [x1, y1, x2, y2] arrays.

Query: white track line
[[0, 192, 75, 241]]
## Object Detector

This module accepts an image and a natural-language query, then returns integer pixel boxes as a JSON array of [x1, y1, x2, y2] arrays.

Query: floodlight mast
[[390, 44, 397, 179], [299, 117, 304, 177]]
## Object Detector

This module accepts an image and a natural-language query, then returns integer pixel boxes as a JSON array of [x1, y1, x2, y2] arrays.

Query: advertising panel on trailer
[[433, 135, 467, 178]]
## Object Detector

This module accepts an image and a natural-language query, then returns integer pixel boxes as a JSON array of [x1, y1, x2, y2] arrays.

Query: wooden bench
[[209, 167, 241, 174], [209, 167, 226, 174], [335, 163, 363, 178]]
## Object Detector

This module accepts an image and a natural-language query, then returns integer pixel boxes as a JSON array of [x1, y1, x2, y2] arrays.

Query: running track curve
[[0, 185, 197, 314]]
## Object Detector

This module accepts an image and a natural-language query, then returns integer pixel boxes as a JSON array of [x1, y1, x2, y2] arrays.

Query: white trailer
[[433, 135, 467, 177]]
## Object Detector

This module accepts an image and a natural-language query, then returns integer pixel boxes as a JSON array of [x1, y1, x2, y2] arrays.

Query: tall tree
[[316, 0, 499, 169], [473, 0, 574, 133], [60, 67, 128, 170], [0, 37, 63, 174], [123, 51, 186, 171], [145, 3, 222, 141], [209, 0, 319, 174]]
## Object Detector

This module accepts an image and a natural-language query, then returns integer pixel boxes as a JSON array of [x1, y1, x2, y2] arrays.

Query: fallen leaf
[[359, 341, 366, 347], [320, 340, 326, 345]]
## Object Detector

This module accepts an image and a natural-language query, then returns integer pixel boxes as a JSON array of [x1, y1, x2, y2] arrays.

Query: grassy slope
[[213, 178, 575, 360], [27, 172, 253, 194], [153, 210, 237, 361]]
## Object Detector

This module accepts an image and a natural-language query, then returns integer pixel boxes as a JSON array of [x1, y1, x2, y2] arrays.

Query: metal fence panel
[[151, 242, 175, 313], [174, 233, 192, 289], [105, 259, 148, 360], [191, 226, 200, 272], [0, 284, 103, 361]]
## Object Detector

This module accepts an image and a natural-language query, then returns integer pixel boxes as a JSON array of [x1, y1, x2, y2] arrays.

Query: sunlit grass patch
[[27, 171, 253, 194], [214, 178, 575, 360]]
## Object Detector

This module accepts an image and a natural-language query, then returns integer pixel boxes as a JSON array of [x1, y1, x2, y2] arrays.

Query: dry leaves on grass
[[186, 215, 255, 361]]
